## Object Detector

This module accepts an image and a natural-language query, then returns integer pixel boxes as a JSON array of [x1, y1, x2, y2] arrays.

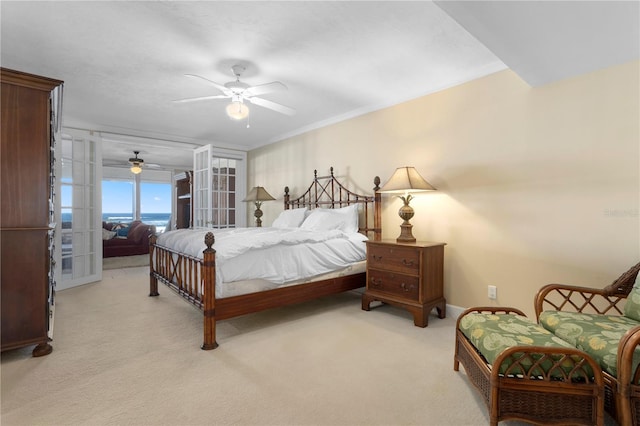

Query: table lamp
[[379, 166, 436, 243], [243, 186, 275, 227]]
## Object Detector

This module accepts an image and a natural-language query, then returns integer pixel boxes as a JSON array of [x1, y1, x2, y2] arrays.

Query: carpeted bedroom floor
[[1, 266, 616, 425], [102, 254, 149, 270]]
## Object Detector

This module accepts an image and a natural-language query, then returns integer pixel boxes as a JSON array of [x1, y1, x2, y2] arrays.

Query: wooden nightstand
[[362, 240, 446, 327]]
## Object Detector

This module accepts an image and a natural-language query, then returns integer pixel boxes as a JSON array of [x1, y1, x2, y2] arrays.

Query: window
[[140, 182, 171, 233], [101, 179, 171, 233], [102, 180, 134, 224]]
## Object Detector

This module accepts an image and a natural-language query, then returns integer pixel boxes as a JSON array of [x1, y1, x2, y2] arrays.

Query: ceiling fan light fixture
[[226, 100, 249, 120], [128, 150, 144, 174]]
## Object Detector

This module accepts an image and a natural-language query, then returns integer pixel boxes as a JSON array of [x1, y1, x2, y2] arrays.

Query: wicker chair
[[535, 262, 640, 426]]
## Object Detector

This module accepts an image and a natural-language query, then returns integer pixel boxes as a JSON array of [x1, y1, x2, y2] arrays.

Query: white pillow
[[272, 208, 308, 228], [102, 228, 116, 240], [300, 205, 359, 234]]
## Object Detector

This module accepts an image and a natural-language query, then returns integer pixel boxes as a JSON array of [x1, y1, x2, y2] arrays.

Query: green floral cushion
[[539, 311, 640, 376], [624, 286, 640, 322], [459, 313, 575, 375]]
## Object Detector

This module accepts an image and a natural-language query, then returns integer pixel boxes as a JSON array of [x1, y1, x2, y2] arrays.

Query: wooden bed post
[[149, 234, 159, 297], [201, 232, 218, 350], [373, 176, 382, 241], [283, 186, 290, 210]]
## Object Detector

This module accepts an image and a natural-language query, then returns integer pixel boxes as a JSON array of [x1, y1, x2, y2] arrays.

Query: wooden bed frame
[[149, 167, 381, 350]]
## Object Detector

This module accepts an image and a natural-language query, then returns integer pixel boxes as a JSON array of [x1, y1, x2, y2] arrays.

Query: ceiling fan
[[173, 65, 296, 118], [129, 151, 144, 174]]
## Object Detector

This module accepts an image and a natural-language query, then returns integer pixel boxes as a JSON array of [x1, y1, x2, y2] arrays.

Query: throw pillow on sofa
[[116, 227, 129, 238], [624, 286, 640, 322], [102, 228, 116, 240]]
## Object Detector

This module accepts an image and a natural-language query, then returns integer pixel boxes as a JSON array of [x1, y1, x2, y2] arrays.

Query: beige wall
[[247, 60, 640, 316]]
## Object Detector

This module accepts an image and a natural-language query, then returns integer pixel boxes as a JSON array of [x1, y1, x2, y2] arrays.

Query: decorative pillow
[[272, 208, 308, 228], [116, 227, 129, 237], [300, 205, 359, 234], [102, 228, 116, 240], [624, 285, 640, 322]]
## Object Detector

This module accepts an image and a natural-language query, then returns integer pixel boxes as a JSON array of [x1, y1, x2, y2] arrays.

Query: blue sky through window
[[141, 182, 171, 214], [102, 181, 171, 214], [102, 181, 133, 213]]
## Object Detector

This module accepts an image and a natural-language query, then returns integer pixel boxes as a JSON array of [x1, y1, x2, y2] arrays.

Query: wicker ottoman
[[454, 307, 605, 426]]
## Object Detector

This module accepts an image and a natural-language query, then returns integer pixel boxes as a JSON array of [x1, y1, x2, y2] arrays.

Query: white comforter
[[156, 227, 368, 285]]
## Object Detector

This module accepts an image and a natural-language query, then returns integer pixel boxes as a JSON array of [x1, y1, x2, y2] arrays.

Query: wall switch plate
[[488, 285, 497, 300]]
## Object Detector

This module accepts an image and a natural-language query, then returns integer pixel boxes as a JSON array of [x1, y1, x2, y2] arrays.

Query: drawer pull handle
[[400, 282, 415, 292], [371, 278, 382, 287], [372, 255, 383, 261], [402, 259, 414, 266]]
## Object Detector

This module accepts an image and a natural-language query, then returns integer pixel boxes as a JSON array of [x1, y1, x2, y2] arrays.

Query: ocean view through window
[[100, 180, 171, 233]]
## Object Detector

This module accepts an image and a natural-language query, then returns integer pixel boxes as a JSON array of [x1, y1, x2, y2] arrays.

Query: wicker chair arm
[[615, 325, 640, 426], [534, 263, 640, 320], [533, 283, 628, 319], [492, 345, 604, 386], [617, 325, 640, 388]]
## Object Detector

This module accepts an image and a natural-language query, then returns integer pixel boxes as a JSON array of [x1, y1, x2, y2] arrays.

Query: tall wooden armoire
[[1, 68, 63, 356]]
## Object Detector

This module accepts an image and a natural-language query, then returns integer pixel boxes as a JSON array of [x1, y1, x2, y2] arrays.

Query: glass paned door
[[193, 144, 212, 228], [211, 158, 237, 228], [56, 130, 102, 290], [192, 145, 247, 229]]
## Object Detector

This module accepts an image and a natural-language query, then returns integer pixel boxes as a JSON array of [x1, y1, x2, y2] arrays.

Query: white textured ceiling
[[1, 1, 638, 171]]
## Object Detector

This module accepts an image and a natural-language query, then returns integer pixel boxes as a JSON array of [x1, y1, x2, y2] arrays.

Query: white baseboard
[[446, 304, 466, 319]]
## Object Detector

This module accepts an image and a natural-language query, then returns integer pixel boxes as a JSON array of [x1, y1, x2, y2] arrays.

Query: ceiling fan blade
[[184, 74, 231, 95], [248, 97, 296, 116], [244, 81, 287, 97], [172, 94, 230, 103]]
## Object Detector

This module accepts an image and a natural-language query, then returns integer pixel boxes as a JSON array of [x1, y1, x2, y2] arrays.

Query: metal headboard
[[283, 167, 381, 240]]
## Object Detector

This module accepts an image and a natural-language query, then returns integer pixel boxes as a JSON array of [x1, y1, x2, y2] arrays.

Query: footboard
[[149, 232, 218, 350], [149, 230, 365, 351]]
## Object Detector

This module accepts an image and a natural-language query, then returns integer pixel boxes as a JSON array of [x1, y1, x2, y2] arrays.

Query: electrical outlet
[[488, 285, 497, 300]]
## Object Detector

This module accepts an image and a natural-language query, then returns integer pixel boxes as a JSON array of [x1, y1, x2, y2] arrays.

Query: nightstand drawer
[[367, 244, 420, 275], [367, 269, 419, 301]]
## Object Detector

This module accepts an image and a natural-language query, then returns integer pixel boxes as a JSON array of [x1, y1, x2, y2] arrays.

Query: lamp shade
[[130, 164, 142, 174], [243, 186, 275, 202], [379, 166, 436, 194]]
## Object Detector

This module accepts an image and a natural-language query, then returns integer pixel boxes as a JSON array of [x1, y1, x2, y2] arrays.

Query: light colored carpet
[[102, 254, 149, 270], [0, 267, 615, 426]]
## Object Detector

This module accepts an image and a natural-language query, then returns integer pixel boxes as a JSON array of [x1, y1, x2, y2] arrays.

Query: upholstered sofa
[[535, 262, 640, 425], [102, 220, 156, 258]]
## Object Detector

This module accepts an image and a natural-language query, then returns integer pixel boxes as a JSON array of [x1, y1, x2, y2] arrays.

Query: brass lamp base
[[396, 201, 416, 243], [396, 222, 416, 243], [254, 201, 263, 227]]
